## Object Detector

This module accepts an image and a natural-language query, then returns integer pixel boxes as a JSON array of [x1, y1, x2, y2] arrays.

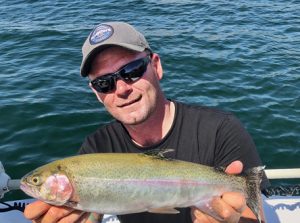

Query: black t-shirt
[[79, 101, 268, 223]]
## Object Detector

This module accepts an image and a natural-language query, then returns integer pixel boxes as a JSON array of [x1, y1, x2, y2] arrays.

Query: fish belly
[[71, 177, 227, 215]]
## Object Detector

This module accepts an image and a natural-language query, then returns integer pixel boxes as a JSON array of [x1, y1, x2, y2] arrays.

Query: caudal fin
[[244, 166, 265, 223]]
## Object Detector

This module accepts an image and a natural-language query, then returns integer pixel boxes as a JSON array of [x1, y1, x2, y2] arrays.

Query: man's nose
[[114, 78, 133, 97]]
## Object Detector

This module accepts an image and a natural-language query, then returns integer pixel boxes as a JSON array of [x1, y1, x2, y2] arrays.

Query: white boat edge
[[1, 195, 300, 223], [265, 168, 300, 179]]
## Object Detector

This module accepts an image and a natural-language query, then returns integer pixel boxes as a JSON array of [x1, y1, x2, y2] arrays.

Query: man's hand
[[191, 160, 247, 223], [24, 200, 94, 223]]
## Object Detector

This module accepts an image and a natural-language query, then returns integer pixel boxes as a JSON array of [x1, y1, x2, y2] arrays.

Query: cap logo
[[89, 24, 114, 45]]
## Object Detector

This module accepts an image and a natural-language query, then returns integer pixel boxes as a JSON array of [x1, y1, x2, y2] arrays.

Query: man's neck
[[124, 100, 175, 147]]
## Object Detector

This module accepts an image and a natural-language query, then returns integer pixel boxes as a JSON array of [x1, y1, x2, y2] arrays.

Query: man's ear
[[151, 53, 163, 80], [89, 82, 103, 103]]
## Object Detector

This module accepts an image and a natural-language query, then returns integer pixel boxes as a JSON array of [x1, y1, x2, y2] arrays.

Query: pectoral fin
[[194, 199, 224, 221], [148, 207, 180, 214]]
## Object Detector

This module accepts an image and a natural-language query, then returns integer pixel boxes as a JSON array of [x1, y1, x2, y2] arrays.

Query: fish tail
[[244, 166, 265, 223]]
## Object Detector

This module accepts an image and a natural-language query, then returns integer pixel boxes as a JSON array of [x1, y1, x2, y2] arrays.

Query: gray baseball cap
[[80, 22, 151, 77]]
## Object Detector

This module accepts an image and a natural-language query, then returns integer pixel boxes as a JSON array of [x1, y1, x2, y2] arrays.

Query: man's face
[[88, 47, 164, 126]]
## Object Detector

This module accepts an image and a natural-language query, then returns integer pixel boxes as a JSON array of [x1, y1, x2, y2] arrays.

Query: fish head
[[20, 165, 73, 205]]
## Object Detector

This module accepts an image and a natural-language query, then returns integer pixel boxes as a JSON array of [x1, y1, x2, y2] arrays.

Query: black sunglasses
[[90, 56, 151, 93]]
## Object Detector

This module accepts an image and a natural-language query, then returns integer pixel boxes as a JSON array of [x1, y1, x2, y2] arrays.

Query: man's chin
[[119, 113, 149, 126]]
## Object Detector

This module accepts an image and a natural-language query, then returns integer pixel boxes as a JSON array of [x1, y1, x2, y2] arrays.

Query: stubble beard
[[121, 104, 155, 126]]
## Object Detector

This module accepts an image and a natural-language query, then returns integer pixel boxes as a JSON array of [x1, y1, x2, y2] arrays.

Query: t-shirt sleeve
[[77, 122, 126, 155], [214, 114, 270, 189], [78, 135, 96, 154]]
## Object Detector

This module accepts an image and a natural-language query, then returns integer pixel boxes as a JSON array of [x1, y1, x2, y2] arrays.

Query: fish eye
[[30, 176, 41, 186]]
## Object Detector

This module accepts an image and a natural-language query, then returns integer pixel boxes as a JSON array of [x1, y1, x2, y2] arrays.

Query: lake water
[[1, 0, 299, 200]]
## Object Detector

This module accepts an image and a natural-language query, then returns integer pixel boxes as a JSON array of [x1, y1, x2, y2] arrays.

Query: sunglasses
[[90, 56, 151, 93]]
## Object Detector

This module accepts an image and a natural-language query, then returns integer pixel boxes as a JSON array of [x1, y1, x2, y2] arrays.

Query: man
[[24, 22, 268, 223]]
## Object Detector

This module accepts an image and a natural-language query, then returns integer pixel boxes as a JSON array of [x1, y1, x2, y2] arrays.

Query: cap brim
[[80, 43, 146, 77]]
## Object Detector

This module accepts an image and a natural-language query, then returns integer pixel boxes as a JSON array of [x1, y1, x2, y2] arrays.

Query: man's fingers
[[191, 192, 246, 223], [191, 207, 218, 223], [221, 192, 247, 213], [211, 196, 241, 223], [40, 206, 75, 223], [225, 160, 243, 175], [191, 161, 246, 223], [57, 211, 89, 223], [24, 201, 51, 220], [78, 212, 91, 223]]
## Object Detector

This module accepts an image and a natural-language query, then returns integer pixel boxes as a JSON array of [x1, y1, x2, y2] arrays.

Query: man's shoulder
[[79, 120, 125, 154], [176, 101, 234, 121], [87, 120, 123, 138]]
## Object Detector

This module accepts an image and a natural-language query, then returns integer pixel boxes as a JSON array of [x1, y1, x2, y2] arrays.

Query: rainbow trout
[[20, 151, 264, 222]]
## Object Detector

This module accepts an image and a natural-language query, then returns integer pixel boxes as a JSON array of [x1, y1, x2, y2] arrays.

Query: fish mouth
[[118, 95, 142, 108], [20, 182, 38, 198], [20, 182, 52, 204]]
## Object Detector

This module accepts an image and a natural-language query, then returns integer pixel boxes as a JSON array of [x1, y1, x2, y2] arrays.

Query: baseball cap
[[80, 21, 151, 77]]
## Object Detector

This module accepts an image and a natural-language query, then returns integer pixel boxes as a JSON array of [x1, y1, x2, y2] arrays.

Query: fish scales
[[20, 153, 263, 222], [62, 154, 245, 210]]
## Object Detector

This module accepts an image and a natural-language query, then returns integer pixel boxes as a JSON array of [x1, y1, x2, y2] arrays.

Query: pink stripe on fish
[[102, 178, 212, 187]]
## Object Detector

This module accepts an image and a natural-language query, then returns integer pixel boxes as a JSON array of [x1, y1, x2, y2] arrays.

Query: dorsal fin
[[143, 149, 175, 160], [214, 166, 226, 172]]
